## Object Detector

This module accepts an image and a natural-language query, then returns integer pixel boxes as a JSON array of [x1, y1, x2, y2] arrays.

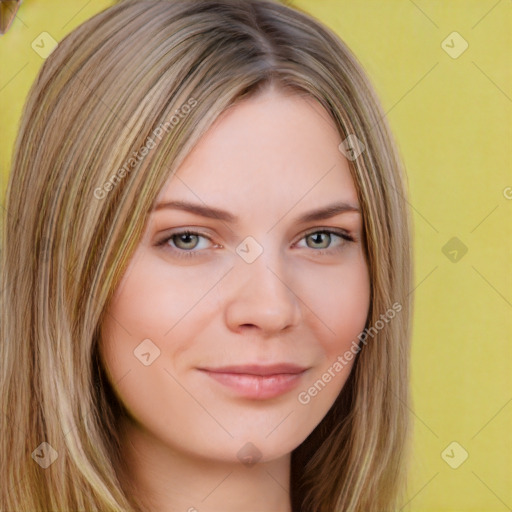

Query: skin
[[99, 86, 371, 512]]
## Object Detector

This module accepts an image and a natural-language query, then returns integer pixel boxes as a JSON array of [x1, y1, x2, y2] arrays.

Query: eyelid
[[297, 226, 356, 243], [155, 229, 216, 248]]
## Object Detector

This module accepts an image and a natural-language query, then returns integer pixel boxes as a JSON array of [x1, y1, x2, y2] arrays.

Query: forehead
[[154, 88, 359, 215]]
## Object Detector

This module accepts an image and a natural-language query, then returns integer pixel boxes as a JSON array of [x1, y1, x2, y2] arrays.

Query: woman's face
[[99, 87, 370, 466]]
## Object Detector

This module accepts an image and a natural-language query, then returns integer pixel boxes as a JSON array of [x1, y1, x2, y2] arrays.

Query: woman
[[0, 1, 414, 511]]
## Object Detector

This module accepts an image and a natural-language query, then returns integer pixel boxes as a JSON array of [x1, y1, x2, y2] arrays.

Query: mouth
[[197, 363, 309, 400]]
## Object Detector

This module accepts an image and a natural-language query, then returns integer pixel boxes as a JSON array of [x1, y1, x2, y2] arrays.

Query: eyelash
[[155, 228, 355, 260]]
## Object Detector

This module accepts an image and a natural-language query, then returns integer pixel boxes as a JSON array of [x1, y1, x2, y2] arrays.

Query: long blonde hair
[[0, 1, 414, 510]]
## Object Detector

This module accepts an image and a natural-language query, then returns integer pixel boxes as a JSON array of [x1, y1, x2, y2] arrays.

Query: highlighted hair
[[0, 1, 413, 510]]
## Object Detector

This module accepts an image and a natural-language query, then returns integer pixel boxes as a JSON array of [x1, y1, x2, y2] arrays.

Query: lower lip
[[199, 370, 306, 400]]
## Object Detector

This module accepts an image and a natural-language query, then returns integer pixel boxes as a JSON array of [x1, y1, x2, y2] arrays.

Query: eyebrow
[[152, 199, 360, 224]]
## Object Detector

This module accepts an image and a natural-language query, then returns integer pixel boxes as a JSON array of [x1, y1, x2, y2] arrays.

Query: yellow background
[[1, 1, 511, 510]]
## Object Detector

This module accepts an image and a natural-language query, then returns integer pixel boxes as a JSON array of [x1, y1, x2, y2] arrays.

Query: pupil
[[177, 233, 197, 249], [310, 232, 328, 248]]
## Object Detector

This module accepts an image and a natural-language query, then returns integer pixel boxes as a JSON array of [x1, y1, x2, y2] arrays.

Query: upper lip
[[198, 364, 308, 376]]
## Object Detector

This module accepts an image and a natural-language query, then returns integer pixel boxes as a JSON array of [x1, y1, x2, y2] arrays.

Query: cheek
[[97, 251, 218, 398], [297, 251, 370, 355], [97, 266, 192, 432], [98, 258, 171, 381], [292, 251, 370, 412], [101, 253, 208, 345], [327, 272, 370, 355]]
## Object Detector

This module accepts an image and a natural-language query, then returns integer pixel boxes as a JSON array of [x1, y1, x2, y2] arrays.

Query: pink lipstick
[[198, 363, 308, 400]]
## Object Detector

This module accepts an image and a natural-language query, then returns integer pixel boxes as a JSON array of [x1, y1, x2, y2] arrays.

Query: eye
[[295, 228, 355, 255], [155, 227, 356, 260], [155, 229, 215, 260]]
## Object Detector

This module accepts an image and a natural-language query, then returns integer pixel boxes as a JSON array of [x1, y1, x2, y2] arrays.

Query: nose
[[223, 247, 301, 336]]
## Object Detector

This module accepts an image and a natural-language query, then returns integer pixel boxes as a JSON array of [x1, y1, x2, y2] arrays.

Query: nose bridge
[[223, 237, 301, 333]]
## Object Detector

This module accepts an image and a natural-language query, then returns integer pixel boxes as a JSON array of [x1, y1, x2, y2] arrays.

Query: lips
[[197, 363, 309, 400], [199, 363, 308, 376]]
